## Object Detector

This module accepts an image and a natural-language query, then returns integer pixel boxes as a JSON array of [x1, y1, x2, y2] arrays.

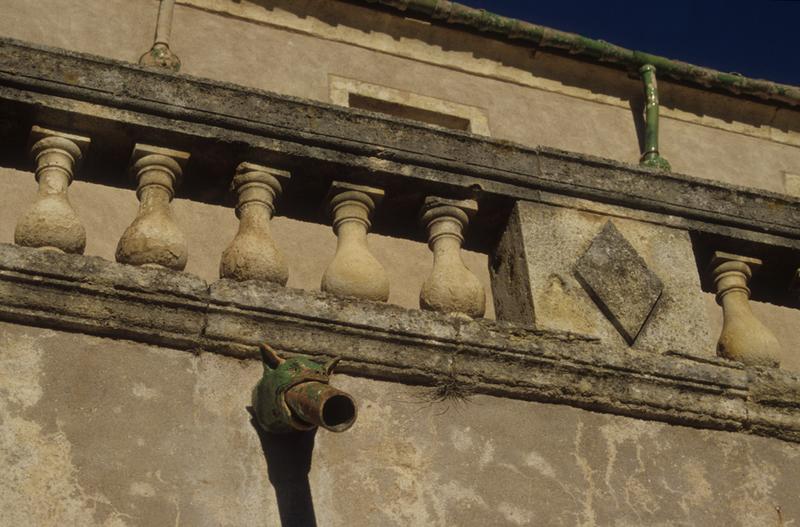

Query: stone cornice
[[0, 243, 798, 443], [1, 38, 800, 251]]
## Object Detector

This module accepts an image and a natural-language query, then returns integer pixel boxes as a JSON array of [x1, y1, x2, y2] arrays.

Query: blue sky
[[458, 1, 800, 86]]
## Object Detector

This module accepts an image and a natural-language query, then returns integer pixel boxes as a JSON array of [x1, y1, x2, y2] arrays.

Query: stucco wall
[[2, 3, 800, 524], [2, 0, 799, 347], [1, 321, 799, 526], [0, 0, 798, 195]]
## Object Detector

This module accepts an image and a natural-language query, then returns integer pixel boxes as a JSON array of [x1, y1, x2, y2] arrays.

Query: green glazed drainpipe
[[139, 0, 181, 72], [639, 65, 671, 171]]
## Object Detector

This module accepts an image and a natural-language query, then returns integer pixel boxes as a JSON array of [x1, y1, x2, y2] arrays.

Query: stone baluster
[[710, 251, 781, 367], [115, 144, 190, 270], [419, 197, 485, 318], [220, 162, 290, 285], [321, 182, 389, 302], [15, 126, 90, 254]]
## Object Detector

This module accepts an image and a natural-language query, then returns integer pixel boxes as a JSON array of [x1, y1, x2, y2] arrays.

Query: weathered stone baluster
[[15, 126, 90, 254], [711, 251, 781, 367], [419, 197, 485, 318], [321, 182, 389, 302], [115, 144, 189, 270], [220, 162, 290, 285]]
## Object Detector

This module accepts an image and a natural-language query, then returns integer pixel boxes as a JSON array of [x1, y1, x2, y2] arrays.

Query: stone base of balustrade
[[0, 242, 798, 443]]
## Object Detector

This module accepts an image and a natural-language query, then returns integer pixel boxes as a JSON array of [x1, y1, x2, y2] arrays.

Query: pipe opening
[[321, 394, 356, 432]]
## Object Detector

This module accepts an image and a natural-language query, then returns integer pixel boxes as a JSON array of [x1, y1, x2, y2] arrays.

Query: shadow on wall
[[249, 410, 319, 527], [628, 97, 647, 154]]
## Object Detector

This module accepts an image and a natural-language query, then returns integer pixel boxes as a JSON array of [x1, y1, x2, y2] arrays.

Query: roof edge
[[350, 0, 800, 107]]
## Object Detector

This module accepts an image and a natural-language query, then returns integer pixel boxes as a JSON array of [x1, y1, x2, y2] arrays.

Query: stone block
[[575, 222, 663, 344], [784, 171, 800, 198], [491, 201, 715, 356]]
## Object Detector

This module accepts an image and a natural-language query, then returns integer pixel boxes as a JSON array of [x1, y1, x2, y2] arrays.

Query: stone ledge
[[0, 243, 797, 443], [1, 38, 800, 251]]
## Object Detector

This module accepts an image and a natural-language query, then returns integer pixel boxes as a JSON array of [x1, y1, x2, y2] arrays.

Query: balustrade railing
[[10, 125, 493, 318], [7, 120, 800, 371]]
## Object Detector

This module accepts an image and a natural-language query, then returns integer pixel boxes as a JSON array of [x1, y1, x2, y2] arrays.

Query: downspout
[[252, 344, 358, 434], [639, 65, 671, 171], [139, 0, 181, 71]]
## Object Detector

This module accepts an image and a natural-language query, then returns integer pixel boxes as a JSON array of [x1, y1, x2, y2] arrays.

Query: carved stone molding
[[220, 162, 290, 285], [14, 126, 90, 254], [0, 243, 798, 443]]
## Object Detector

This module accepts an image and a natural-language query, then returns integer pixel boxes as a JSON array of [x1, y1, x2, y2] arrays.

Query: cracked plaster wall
[[2, 2, 800, 523], [1, 321, 799, 526]]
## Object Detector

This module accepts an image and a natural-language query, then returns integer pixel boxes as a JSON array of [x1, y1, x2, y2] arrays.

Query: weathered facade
[[1, 1, 799, 525]]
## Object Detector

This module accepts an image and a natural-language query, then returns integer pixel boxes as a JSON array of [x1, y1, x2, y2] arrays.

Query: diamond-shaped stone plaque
[[575, 222, 663, 344]]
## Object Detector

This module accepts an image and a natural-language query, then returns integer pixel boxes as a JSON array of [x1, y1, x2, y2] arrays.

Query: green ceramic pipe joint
[[639, 65, 671, 171]]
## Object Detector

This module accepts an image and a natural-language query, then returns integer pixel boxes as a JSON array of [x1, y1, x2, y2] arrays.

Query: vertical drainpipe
[[139, 0, 181, 72], [639, 64, 671, 171]]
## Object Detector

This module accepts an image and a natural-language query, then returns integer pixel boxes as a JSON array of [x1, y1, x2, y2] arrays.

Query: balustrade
[[419, 197, 486, 318], [4, 122, 796, 373], [220, 162, 290, 284], [321, 182, 389, 302], [115, 144, 190, 270], [710, 251, 782, 367], [14, 126, 90, 254]]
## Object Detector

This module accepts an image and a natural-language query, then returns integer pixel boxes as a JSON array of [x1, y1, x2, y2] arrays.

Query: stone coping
[[0, 243, 798, 443], [1, 38, 800, 251]]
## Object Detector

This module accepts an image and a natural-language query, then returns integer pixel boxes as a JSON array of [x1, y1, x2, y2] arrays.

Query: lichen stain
[[497, 501, 534, 526], [186, 354, 277, 527], [726, 440, 783, 526], [131, 382, 160, 400], [598, 420, 661, 509], [129, 482, 156, 498], [524, 450, 557, 479], [538, 273, 599, 336], [450, 425, 475, 452], [0, 330, 130, 526], [314, 386, 490, 526]]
